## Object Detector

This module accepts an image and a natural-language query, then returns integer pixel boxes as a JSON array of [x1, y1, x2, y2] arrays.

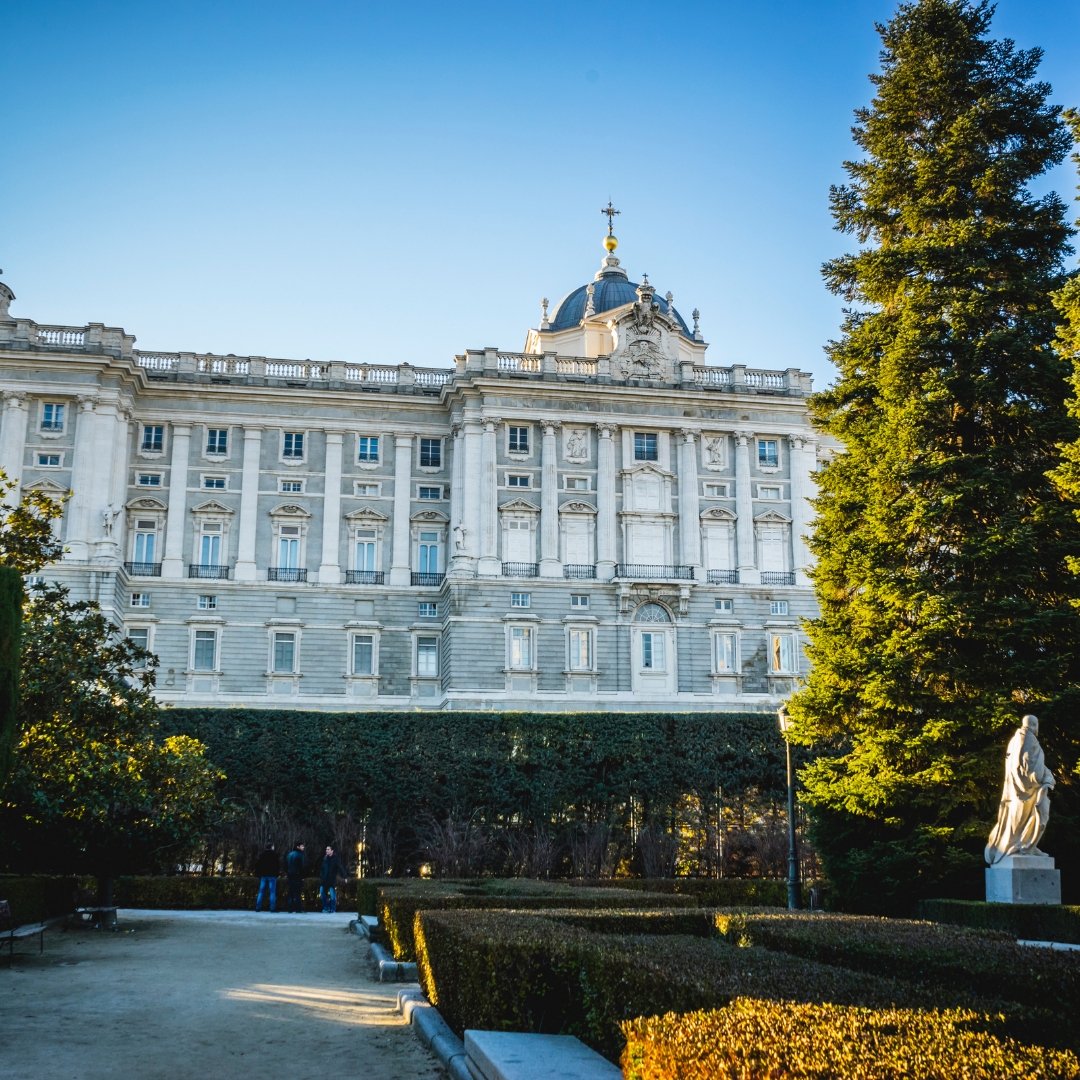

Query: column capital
[[450, 419, 464, 438], [542, 420, 562, 437], [677, 427, 699, 442], [2, 390, 26, 408], [324, 429, 345, 442], [394, 432, 414, 448], [596, 422, 617, 438], [76, 394, 97, 411], [736, 431, 755, 446], [482, 415, 502, 433], [172, 423, 193, 437], [242, 425, 264, 437]]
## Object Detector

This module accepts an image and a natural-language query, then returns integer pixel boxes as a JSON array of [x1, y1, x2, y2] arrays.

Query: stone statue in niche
[[453, 524, 466, 553], [565, 429, 588, 461], [986, 715, 1055, 864], [704, 437, 725, 467], [102, 506, 117, 538]]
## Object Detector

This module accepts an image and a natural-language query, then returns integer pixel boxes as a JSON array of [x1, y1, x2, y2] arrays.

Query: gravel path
[[0, 909, 441, 1080]]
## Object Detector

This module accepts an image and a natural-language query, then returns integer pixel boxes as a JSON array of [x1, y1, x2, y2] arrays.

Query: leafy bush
[[380, 882, 696, 961], [413, 909, 998, 1062], [0, 874, 78, 924], [918, 899, 1080, 944], [570, 877, 801, 907], [714, 912, 1080, 1030], [109, 875, 360, 911], [621, 1000, 1080, 1080]]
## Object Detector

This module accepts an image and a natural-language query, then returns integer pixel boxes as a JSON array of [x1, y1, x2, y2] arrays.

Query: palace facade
[[0, 238, 825, 711]]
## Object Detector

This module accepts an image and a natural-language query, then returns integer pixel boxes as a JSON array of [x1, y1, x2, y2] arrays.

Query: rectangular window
[[569, 629, 591, 671], [355, 483, 379, 497], [416, 636, 439, 676], [418, 602, 438, 617], [564, 477, 588, 491], [510, 592, 531, 608], [508, 426, 529, 453], [418, 486, 442, 499], [705, 483, 729, 498], [206, 429, 228, 454], [273, 632, 296, 673], [134, 529, 156, 563], [355, 529, 377, 571], [758, 439, 778, 467], [193, 630, 217, 672], [199, 530, 222, 565], [715, 598, 733, 614], [282, 431, 304, 459], [358, 436, 379, 462], [772, 634, 796, 673], [641, 631, 665, 670], [203, 476, 226, 489], [130, 593, 151, 607], [715, 633, 738, 673], [280, 480, 303, 493], [418, 531, 439, 574], [138, 474, 161, 486], [507, 475, 530, 487], [570, 594, 589, 609], [510, 626, 532, 669], [353, 635, 374, 675], [37, 454, 60, 467], [279, 526, 300, 568], [770, 600, 789, 616], [419, 438, 441, 467], [41, 403, 65, 431], [127, 627, 149, 665], [198, 595, 217, 609], [759, 486, 781, 500], [142, 425, 164, 452], [634, 432, 658, 461]]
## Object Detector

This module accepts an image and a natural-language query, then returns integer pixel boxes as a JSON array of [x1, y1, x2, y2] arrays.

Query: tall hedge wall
[[160, 708, 788, 826], [0, 565, 23, 783]]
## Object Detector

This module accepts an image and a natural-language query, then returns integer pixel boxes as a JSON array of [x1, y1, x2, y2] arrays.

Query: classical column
[[160, 423, 192, 578], [478, 416, 501, 575], [102, 407, 132, 562], [677, 429, 702, 575], [789, 434, 816, 586], [460, 414, 482, 574], [65, 396, 98, 561], [735, 432, 757, 584], [234, 426, 263, 581], [389, 433, 413, 586], [448, 420, 470, 577], [318, 430, 344, 583], [596, 423, 617, 580], [0, 392, 29, 496], [91, 399, 124, 561], [539, 420, 561, 578]]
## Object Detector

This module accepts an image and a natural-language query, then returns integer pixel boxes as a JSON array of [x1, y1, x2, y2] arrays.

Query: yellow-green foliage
[[621, 1000, 1080, 1080]]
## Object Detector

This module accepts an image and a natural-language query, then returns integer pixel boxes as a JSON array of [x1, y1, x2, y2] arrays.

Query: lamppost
[[778, 704, 801, 910]]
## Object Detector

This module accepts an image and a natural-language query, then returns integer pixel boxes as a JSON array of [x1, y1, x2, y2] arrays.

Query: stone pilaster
[[789, 434, 816, 586], [735, 432, 757, 584], [234, 426, 263, 581], [596, 423, 617, 580], [677, 428, 701, 575], [389, 433, 413, 586], [478, 416, 501, 575], [448, 420, 470, 577], [0, 392, 29, 496], [65, 396, 98, 561], [318, 430, 344, 583], [160, 423, 192, 578], [539, 420, 561, 578]]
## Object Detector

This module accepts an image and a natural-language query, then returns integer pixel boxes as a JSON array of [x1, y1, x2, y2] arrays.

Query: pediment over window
[[754, 509, 792, 524], [269, 502, 312, 518], [126, 496, 168, 512], [498, 498, 540, 514], [25, 478, 67, 496], [700, 506, 737, 521], [345, 506, 389, 522], [620, 462, 673, 480], [411, 508, 449, 523], [559, 501, 597, 515], [190, 499, 234, 516]]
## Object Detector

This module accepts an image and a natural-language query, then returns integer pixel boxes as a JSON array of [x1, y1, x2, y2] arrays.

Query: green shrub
[[918, 899, 1080, 944], [379, 883, 696, 961], [0, 565, 23, 784], [714, 912, 1080, 1031], [621, 1000, 1080, 1080], [413, 909, 1006, 1062], [0, 874, 78, 924], [109, 875, 358, 911], [570, 877, 801, 907]]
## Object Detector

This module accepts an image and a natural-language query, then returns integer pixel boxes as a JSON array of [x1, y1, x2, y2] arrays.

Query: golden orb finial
[[604, 233, 618, 252]]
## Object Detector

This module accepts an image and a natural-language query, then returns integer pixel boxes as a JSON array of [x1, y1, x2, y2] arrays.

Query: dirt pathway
[[0, 909, 441, 1080]]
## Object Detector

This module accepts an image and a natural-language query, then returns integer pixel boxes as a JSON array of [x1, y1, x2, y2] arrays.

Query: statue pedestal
[[985, 855, 1061, 905]]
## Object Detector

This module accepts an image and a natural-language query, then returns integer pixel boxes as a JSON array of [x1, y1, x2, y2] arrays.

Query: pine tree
[[788, 0, 1080, 913]]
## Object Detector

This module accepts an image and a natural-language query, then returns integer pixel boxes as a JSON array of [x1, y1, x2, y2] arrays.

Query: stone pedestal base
[[986, 854, 1061, 905]]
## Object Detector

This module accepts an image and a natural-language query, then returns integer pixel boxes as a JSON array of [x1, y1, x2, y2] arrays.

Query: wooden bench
[[0, 900, 56, 964], [71, 888, 118, 929]]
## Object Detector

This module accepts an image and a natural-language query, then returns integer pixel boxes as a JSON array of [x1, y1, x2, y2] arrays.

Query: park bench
[[71, 888, 118, 929], [0, 899, 60, 964]]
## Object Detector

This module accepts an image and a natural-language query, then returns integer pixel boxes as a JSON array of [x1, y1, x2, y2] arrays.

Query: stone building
[[0, 236, 825, 711]]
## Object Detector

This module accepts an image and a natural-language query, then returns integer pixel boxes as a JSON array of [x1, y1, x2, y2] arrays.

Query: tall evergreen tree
[[788, 0, 1080, 913]]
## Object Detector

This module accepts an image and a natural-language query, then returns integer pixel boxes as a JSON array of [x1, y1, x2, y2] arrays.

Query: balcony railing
[[345, 570, 385, 584], [616, 564, 695, 581], [268, 567, 308, 582], [411, 572, 445, 587], [38, 327, 85, 347], [502, 562, 539, 578], [189, 564, 231, 579], [707, 569, 739, 584], [761, 571, 796, 585], [498, 353, 542, 373], [563, 564, 597, 579], [124, 561, 162, 577]]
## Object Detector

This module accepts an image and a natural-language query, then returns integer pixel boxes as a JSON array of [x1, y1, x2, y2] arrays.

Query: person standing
[[285, 842, 306, 913], [319, 845, 346, 913], [254, 843, 279, 912]]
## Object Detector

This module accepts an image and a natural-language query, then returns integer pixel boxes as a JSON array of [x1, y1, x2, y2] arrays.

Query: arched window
[[635, 603, 671, 623]]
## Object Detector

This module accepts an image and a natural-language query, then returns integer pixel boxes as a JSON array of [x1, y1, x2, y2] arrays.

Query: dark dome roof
[[550, 270, 692, 337]]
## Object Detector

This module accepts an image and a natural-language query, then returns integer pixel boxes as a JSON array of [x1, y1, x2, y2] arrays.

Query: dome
[[548, 257, 693, 338]]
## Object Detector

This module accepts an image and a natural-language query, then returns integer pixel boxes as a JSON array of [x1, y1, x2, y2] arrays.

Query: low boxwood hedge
[[569, 877, 802, 907], [621, 1000, 1080, 1080], [0, 874, 78, 924], [714, 912, 1080, 1027], [413, 908, 1010, 1062], [109, 875, 360, 911], [918, 899, 1080, 944]]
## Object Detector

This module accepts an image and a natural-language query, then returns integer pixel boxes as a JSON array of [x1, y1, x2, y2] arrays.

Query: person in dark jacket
[[319, 845, 346, 913], [254, 843, 279, 912], [285, 842, 305, 913]]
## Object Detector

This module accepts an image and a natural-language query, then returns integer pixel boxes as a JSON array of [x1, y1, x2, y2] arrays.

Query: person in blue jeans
[[254, 843, 279, 912], [319, 845, 346, 912]]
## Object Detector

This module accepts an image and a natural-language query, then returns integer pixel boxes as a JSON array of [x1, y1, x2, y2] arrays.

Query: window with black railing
[[707, 569, 739, 584], [124, 561, 162, 577], [563, 564, 596, 579], [615, 564, 694, 580], [346, 570, 385, 584], [502, 562, 539, 578], [268, 567, 307, 582], [411, 571, 445, 586], [188, 564, 230, 579], [760, 571, 796, 585]]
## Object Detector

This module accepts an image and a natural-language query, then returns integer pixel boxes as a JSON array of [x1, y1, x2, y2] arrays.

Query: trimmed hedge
[[413, 909, 1006, 1062], [919, 898, 1080, 944], [0, 874, 78, 924], [714, 912, 1080, 1028], [108, 875, 359, 910], [621, 1000, 1080, 1080], [568, 877, 803, 907], [379, 883, 696, 961]]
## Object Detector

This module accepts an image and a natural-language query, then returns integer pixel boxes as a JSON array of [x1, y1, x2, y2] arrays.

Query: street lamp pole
[[778, 705, 801, 910]]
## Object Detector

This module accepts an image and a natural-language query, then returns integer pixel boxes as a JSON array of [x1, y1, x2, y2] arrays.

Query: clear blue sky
[[2, 1, 1078, 388]]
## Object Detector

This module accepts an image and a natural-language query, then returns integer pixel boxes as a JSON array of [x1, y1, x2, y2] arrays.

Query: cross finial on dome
[[601, 200, 620, 235]]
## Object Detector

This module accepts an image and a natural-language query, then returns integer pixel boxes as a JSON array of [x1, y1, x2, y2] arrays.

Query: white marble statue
[[985, 715, 1055, 865]]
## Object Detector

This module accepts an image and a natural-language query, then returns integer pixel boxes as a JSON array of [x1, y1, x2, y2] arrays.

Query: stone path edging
[[395, 987, 475, 1080]]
